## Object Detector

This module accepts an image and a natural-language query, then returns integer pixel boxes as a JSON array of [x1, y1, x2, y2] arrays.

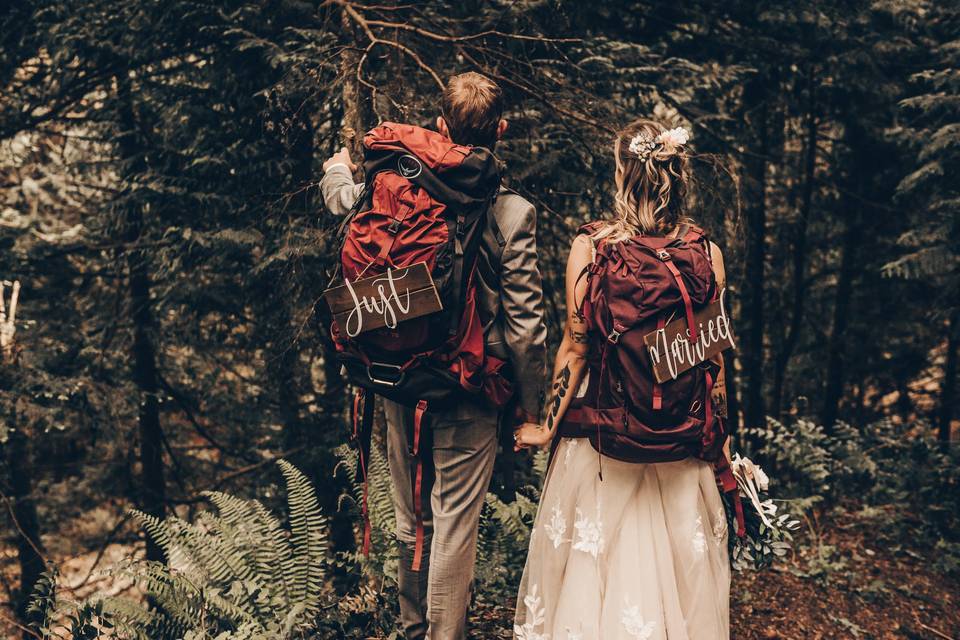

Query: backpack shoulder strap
[[677, 224, 713, 264], [578, 220, 605, 236], [681, 223, 709, 247]]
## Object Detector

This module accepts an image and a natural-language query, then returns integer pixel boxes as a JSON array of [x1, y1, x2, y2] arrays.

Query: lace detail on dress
[[515, 584, 549, 640], [622, 598, 657, 639], [692, 515, 707, 555], [573, 508, 604, 558], [713, 507, 727, 544], [544, 505, 568, 549], [563, 438, 580, 466]]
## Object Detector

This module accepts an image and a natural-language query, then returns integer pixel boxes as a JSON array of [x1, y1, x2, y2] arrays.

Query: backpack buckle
[[657, 249, 671, 261], [387, 219, 401, 235], [367, 362, 405, 387], [607, 329, 621, 344]]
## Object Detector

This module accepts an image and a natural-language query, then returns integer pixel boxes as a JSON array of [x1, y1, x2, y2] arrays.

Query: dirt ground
[[4, 506, 956, 639], [729, 509, 959, 640]]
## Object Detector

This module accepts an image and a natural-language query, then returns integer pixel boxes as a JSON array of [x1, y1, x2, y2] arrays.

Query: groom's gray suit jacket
[[320, 164, 547, 418]]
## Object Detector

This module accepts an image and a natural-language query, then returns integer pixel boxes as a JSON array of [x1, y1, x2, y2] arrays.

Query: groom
[[320, 72, 547, 640]]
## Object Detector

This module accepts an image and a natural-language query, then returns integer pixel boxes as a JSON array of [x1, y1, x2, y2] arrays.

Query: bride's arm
[[514, 234, 593, 449]]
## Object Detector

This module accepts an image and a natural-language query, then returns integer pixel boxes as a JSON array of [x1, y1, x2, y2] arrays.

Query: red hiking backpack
[[330, 123, 512, 409], [327, 123, 512, 569], [560, 223, 727, 465]]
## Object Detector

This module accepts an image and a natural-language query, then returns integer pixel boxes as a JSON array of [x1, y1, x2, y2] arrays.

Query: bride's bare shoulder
[[708, 241, 726, 286]]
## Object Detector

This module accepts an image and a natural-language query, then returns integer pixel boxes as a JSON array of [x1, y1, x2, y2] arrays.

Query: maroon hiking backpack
[[560, 223, 727, 465]]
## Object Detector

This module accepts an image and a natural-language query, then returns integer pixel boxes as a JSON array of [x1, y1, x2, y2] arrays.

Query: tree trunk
[[128, 223, 166, 563], [820, 203, 859, 433], [339, 7, 375, 161], [6, 413, 45, 639], [939, 311, 959, 446], [773, 70, 817, 418], [116, 81, 167, 564], [740, 74, 769, 430]]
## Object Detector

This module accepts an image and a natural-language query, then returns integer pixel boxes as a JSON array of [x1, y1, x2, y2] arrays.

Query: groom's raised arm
[[499, 198, 548, 421], [320, 148, 364, 216]]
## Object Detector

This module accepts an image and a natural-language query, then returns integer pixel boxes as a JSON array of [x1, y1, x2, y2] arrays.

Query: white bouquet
[[723, 453, 801, 571]]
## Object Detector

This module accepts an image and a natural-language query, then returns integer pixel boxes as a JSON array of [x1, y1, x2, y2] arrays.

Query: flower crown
[[627, 126, 690, 162]]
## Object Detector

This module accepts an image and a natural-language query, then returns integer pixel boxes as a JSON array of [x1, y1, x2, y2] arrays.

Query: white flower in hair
[[656, 126, 690, 150], [628, 132, 657, 161]]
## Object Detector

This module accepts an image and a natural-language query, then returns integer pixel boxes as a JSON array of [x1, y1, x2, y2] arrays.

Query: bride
[[513, 119, 731, 640]]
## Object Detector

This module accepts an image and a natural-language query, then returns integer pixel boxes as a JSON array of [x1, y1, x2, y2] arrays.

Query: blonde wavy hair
[[592, 118, 693, 242]]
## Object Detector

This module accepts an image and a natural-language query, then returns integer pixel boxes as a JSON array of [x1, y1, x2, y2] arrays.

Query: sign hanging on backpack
[[324, 261, 443, 337], [643, 289, 736, 384]]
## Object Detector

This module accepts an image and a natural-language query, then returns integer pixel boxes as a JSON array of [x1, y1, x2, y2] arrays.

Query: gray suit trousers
[[384, 399, 499, 640]]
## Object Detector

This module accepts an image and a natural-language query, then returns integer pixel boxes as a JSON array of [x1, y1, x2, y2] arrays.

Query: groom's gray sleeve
[[499, 200, 548, 419], [320, 164, 364, 216]]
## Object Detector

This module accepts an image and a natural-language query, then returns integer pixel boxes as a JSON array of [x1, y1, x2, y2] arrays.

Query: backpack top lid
[[578, 222, 716, 335], [363, 122, 501, 207]]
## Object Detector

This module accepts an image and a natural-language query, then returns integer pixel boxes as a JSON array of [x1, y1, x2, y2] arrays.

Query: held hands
[[322, 146, 357, 173], [513, 422, 551, 452]]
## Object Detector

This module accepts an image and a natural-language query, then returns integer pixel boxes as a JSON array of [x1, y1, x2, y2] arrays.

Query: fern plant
[[29, 442, 551, 639], [333, 441, 398, 581], [30, 460, 331, 640]]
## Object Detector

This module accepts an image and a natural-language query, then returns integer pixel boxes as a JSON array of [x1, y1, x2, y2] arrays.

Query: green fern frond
[[94, 595, 162, 640], [882, 244, 955, 279], [334, 442, 397, 540], [277, 459, 328, 618], [895, 160, 943, 197], [532, 448, 551, 482], [202, 490, 296, 609], [27, 565, 58, 634], [129, 510, 176, 559], [39, 463, 346, 637]]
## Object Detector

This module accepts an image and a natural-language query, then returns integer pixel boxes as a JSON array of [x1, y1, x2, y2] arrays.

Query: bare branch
[[361, 18, 582, 44], [336, 0, 444, 90]]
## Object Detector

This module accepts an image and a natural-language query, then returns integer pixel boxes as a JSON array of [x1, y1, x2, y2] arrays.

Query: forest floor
[[472, 506, 960, 640], [2, 503, 956, 639]]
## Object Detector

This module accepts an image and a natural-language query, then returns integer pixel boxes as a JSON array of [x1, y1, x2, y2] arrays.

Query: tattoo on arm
[[569, 327, 589, 344], [712, 367, 728, 417], [544, 364, 572, 432]]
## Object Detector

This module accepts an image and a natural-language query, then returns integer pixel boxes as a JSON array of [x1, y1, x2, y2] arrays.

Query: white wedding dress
[[514, 437, 730, 640]]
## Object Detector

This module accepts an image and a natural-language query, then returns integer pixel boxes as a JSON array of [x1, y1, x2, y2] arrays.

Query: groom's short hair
[[441, 72, 504, 150]]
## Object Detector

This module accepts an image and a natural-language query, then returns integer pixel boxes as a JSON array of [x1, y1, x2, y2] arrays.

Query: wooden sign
[[324, 262, 442, 337], [643, 290, 736, 384]]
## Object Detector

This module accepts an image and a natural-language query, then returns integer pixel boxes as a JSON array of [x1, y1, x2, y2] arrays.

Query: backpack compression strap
[[652, 314, 666, 410], [657, 248, 699, 344], [411, 400, 429, 572], [352, 389, 375, 556]]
